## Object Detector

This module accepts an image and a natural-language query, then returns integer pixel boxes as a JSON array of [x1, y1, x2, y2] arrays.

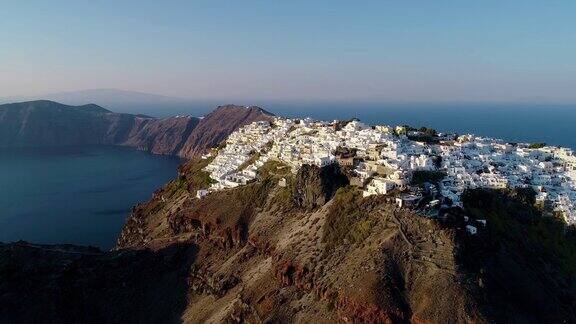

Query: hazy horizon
[[5, 88, 576, 106], [2, 1, 576, 104]]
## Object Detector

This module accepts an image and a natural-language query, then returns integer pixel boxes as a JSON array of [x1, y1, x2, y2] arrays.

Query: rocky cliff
[[0, 101, 273, 159], [111, 159, 576, 323], [292, 164, 349, 210], [113, 160, 480, 322], [178, 105, 274, 159], [0, 100, 118, 147], [1, 158, 575, 323], [120, 116, 199, 155]]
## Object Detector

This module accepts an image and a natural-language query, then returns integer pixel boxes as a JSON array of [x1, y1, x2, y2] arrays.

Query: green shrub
[[322, 187, 371, 249], [180, 157, 217, 190], [257, 160, 290, 179], [237, 152, 260, 172], [528, 142, 546, 149], [269, 176, 295, 211]]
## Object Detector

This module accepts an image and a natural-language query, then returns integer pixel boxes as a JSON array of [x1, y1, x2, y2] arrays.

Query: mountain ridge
[[0, 100, 273, 159], [1, 89, 191, 106], [0, 89, 222, 116]]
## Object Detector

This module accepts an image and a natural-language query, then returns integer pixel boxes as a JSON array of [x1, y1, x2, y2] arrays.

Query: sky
[[1, 1, 576, 103]]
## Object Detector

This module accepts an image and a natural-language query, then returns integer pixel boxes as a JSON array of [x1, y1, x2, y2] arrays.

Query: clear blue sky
[[1, 0, 575, 102]]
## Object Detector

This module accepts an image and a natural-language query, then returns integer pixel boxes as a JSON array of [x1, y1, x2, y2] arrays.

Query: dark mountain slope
[[0, 101, 272, 159], [459, 188, 576, 322], [122, 116, 200, 156], [0, 100, 115, 147], [0, 241, 196, 324]]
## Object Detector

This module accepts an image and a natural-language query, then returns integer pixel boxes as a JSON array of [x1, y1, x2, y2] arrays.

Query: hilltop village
[[201, 116, 576, 226]]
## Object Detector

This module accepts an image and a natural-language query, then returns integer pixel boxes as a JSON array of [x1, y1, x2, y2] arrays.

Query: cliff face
[[113, 160, 480, 322], [109, 158, 576, 323], [178, 105, 274, 159], [0, 101, 272, 159], [292, 164, 349, 210], [121, 116, 199, 156], [0, 100, 115, 147]]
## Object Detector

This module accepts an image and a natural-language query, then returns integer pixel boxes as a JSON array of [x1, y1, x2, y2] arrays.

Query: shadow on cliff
[[0, 241, 197, 324], [456, 188, 576, 322]]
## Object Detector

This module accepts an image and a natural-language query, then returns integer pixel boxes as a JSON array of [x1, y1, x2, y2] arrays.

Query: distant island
[[0, 88, 215, 116], [1, 101, 576, 322]]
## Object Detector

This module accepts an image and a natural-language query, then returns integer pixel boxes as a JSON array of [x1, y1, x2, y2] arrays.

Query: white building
[[363, 177, 396, 197], [200, 116, 576, 224]]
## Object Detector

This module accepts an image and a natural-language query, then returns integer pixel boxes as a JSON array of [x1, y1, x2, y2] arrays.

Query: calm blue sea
[[0, 146, 181, 249]]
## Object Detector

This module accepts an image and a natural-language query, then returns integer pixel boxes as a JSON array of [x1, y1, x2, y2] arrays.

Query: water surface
[[0, 146, 181, 249]]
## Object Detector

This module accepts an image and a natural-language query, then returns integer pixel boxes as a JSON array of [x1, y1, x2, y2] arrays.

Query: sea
[[0, 146, 181, 249], [0, 103, 574, 249]]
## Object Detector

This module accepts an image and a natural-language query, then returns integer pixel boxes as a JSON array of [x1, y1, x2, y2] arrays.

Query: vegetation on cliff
[[460, 188, 576, 322], [177, 157, 216, 191], [322, 186, 372, 249], [528, 142, 547, 149]]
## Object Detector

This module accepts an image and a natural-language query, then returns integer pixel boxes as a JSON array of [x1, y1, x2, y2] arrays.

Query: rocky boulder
[[292, 164, 349, 210]]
